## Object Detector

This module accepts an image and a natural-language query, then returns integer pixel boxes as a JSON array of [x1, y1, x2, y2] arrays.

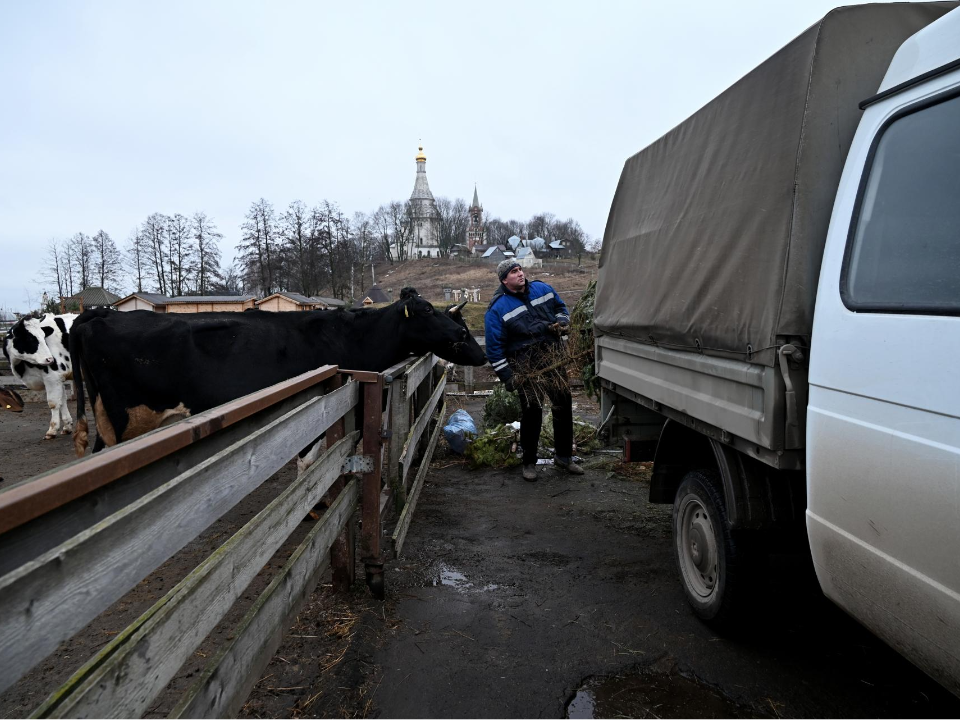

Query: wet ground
[[2, 397, 960, 718]]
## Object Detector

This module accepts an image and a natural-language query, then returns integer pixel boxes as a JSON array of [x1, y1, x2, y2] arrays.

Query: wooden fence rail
[[0, 353, 452, 717]]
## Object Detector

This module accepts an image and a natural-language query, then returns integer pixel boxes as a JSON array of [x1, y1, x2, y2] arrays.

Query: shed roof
[[63, 287, 121, 306], [257, 291, 318, 306], [351, 285, 391, 308], [115, 292, 171, 307], [312, 296, 346, 307]]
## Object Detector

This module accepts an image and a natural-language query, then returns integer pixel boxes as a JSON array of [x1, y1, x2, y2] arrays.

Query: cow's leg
[[41, 374, 66, 440], [59, 378, 74, 435]]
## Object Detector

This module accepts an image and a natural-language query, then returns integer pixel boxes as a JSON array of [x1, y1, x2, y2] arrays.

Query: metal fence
[[0, 354, 447, 718]]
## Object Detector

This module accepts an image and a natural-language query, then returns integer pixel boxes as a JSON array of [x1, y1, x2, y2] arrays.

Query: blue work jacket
[[484, 280, 570, 384]]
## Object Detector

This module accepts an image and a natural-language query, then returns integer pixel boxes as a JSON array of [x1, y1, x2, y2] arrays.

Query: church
[[406, 145, 441, 259], [399, 144, 485, 259]]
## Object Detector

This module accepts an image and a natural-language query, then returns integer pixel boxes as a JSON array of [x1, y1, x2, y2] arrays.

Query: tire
[[672, 469, 742, 625]]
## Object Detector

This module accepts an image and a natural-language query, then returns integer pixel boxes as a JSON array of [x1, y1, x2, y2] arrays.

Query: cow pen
[[0, 353, 447, 718]]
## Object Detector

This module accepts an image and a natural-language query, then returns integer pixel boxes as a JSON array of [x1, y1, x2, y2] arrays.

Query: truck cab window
[[843, 92, 960, 314]]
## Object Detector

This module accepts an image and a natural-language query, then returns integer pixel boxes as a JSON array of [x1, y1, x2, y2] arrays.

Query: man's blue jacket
[[484, 279, 570, 385]]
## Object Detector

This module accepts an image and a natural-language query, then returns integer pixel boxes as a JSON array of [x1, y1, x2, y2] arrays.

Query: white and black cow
[[2, 313, 78, 438], [71, 287, 485, 456]]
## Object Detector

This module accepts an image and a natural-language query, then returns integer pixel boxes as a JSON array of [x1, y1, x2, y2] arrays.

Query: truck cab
[[807, 11, 960, 694]]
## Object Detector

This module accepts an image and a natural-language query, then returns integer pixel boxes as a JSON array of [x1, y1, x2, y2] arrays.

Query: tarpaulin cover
[[595, 3, 956, 366]]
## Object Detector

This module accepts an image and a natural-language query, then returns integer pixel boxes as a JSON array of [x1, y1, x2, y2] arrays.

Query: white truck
[[595, 2, 960, 695]]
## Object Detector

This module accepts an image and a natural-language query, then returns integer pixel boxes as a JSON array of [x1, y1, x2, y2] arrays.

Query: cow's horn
[[448, 301, 467, 315]]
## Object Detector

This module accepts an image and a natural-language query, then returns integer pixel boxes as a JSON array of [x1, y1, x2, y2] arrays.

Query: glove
[[503, 375, 517, 392], [547, 322, 562, 336]]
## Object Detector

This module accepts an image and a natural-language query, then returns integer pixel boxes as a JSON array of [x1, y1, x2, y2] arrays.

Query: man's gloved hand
[[503, 375, 517, 392], [547, 322, 568, 337]]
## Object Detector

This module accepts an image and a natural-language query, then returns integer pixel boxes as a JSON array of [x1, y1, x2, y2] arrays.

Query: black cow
[[71, 288, 485, 456]]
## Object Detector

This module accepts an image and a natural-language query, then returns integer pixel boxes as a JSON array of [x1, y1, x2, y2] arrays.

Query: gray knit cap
[[497, 259, 521, 282]]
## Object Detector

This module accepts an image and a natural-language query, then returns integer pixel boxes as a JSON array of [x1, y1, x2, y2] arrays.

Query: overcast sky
[[0, 1, 903, 312]]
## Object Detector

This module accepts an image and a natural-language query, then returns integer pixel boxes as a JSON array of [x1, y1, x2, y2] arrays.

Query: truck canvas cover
[[595, 3, 955, 367]]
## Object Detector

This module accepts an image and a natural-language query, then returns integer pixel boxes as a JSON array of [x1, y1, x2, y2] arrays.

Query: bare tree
[[165, 213, 195, 296], [434, 197, 470, 257], [372, 204, 395, 263], [279, 200, 317, 295], [124, 228, 149, 293], [388, 200, 413, 262], [528, 212, 556, 242], [553, 218, 588, 264], [210, 259, 244, 295], [40, 239, 67, 301], [192, 212, 223, 295], [142, 213, 170, 295], [70, 232, 93, 291], [351, 210, 375, 296], [91, 229, 123, 291], [237, 199, 279, 296]]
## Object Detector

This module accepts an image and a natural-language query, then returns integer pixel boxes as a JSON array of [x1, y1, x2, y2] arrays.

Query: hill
[[372, 257, 598, 302], [366, 257, 598, 334]]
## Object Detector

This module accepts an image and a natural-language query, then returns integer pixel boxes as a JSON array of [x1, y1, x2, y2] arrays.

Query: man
[[485, 259, 584, 481]]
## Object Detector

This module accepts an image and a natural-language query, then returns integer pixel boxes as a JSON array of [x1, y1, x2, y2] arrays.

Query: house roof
[[165, 295, 256, 304], [507, 235, 522, 249], [115, 292, 171, 306], [63, 287, 121, 306], [257, 291, 317, 306], [517, 247, 536, 259], [481, 247, 499, 258], [312, 296, 346, 307], [549, 240, 566, 249], [529, 237, 546, 249], [351, 285, 391, 308]]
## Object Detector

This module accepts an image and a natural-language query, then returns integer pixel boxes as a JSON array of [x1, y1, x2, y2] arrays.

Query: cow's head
[[397, 288, 486, 366], [0, 388, 24, 413], [3, 317, 55, 367]]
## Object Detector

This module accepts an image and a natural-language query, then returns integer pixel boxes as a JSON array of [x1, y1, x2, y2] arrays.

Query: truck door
[[807, 84, 960, 693]]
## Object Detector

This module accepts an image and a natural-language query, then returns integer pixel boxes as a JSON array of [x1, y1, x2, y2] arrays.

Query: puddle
[[435, 565, 472, 590], [566, 688, 596, 719], [566, 666, 752, 719], [431, 564, 499, 594]]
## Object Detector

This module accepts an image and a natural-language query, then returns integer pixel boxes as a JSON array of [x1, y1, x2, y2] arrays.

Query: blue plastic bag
[[443, 409, 477, 454]]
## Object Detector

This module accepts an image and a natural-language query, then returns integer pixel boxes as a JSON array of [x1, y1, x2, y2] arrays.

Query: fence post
[[325, 374, 355, 592], [389, 375, 411, 506], [360, 376, 385, 598]]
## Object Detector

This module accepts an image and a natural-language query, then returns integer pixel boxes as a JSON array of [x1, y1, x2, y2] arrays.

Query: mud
[[2, 396, 960, 718]]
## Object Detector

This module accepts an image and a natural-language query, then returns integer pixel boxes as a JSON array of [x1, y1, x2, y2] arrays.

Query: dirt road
[[3, 399, 959, 718], [348, 458, 959, 718]]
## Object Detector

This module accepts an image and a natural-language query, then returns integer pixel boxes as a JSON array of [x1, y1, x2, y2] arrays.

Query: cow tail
[[71, 324, 88, 458]]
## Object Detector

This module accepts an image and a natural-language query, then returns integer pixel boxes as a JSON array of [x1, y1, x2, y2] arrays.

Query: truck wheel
[[673, 469, 740, 624]]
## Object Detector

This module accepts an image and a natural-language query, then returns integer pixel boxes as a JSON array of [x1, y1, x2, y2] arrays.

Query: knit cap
[[497, 259, 521, 282]]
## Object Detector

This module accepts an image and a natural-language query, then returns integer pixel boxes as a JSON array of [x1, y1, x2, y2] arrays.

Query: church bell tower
[[466, 184, 485, 252]]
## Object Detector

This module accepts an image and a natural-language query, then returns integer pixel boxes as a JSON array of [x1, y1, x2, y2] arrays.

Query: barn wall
[[116, 298, 163, 312], [166, 301, 253, 313]]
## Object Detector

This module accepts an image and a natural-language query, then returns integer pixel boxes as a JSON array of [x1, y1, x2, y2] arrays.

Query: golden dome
[[415, 144, 426, 162]]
